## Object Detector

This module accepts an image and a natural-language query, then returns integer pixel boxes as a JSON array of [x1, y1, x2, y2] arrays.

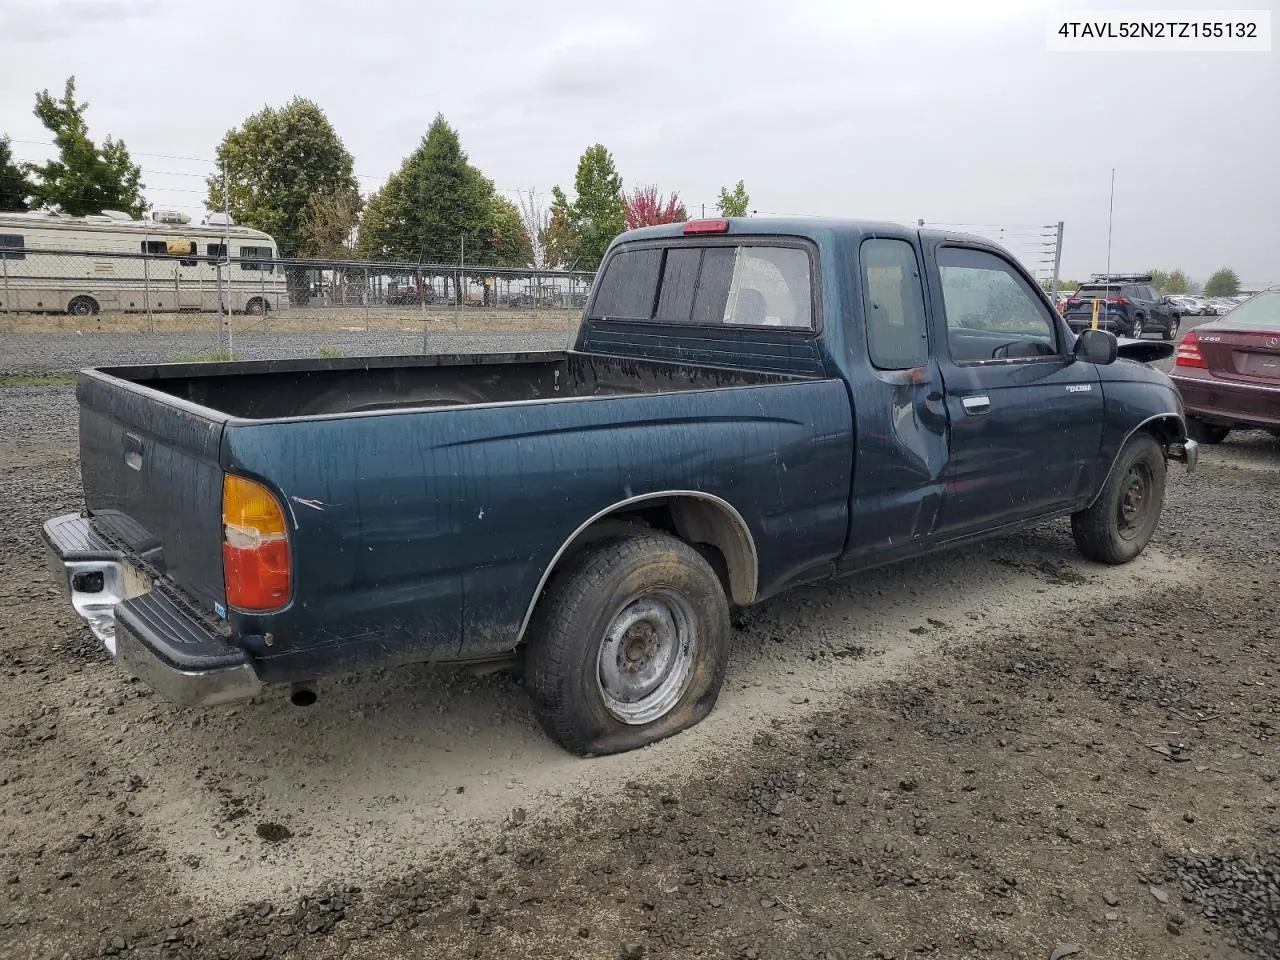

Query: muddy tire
[[524, 532, 730, 757], [1186, 418, 1229, 444], [1071, 433, 1167, 564]]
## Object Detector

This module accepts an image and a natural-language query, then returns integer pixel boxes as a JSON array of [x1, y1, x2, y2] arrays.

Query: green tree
[[25, 77, 145, 217], [487, 196, 533, 268], [208, 97, 358, 305], [1148, 268, 1190, 296], [0, 135, 31, 212], [551, 144, 626, 270], [541, 186, 578, 269], [716, 179, 750, 218], [354, 115, 491, 262], [1203, 267, 1240, 298]]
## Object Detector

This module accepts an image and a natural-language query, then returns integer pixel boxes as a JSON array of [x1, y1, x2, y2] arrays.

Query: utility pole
[[1105, 168, 1116, 277], [222, 164, 233, 358], [1051, 221, 1064, 299]]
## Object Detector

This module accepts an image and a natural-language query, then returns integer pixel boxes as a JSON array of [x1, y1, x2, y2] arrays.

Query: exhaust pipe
[[289, 680, 318, 707]]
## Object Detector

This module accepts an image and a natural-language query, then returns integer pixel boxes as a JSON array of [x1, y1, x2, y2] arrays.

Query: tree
[[300, 187, 362, 260], [515, 189, 550, 268], [0, 135, 31, 212], [1149, 268, 1190, 296], [487, 196, 533, 268], [208, 99, 357, 255], [624, 185, 687, 230], [25, 77, 146, 217], [1204, 267, 1240, 298], [716, 179, 750, 218], [551, 144, 626, 270], [541, 186, 578, 269]]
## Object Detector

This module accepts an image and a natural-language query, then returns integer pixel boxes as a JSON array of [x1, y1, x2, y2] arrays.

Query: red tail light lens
[[1174, 331, 1207, 368], [1106, 297, 1129, 305], [682, 219, 730, 235], [222, 475, 291, 611]]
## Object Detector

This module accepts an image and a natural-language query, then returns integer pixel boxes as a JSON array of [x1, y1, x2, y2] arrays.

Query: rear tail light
[[1174, 331, 1207, 368], [1106, 297, 1129, 305], [222, 475, 291, 611], [682, 218, 730, 235]]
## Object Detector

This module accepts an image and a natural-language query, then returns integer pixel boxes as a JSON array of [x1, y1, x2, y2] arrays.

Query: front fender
[[1089, 370, 1194, 505]]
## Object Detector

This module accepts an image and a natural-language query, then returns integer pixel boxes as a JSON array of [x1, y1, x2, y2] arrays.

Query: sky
[[1, 0, 1276, 285]]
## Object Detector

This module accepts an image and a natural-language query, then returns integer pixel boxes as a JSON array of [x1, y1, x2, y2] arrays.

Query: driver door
[[925, 243, 1105, 537]]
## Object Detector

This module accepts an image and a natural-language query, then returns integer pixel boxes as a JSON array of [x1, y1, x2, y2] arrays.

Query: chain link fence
[[0, 248, 593, 374]]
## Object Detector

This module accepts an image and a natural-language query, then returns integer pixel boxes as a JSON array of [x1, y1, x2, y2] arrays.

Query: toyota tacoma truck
[[43, 217, 1198, 757]]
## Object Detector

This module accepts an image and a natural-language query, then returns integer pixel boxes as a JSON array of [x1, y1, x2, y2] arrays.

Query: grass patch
[[0, 372, 77, 388], [168, 351, 236, 363], [316, 346, 342, 359]]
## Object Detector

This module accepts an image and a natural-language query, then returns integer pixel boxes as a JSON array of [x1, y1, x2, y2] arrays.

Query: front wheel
[[1129, 317, 1144, 339], [1162, 316, 1180, 341], [524, 532, 730, 757], [1071, 433, 1167, 564]]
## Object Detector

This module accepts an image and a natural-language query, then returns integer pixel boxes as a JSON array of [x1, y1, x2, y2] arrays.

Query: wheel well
[[543, 495, 758, 608], [1140, 415, 1187, 449]]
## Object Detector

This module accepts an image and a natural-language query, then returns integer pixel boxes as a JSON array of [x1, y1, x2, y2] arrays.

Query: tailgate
[[77, 372, 228, 612]]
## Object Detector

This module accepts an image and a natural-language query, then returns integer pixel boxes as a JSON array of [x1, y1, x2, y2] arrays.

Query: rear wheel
[[524, 532, 731, 757], [67, 296, 98, 317], [1071, 433, 1167, 564], [245, 297, 268, 316], [1186, 418, 1229, 444]]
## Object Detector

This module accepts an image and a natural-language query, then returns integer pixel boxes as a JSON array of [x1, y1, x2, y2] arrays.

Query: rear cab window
[[589, 241, 815, 330]]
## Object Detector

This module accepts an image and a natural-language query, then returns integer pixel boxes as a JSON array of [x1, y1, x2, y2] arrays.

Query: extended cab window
[[860, 238, 928, 369], [590, 243, 813, 330], [938, 247, 1059, 363]]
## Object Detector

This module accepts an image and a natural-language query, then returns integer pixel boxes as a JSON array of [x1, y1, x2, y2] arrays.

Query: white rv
[[0, 209, 287, 316]]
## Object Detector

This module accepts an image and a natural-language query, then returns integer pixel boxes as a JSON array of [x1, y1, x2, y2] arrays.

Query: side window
[[938, 247, 1059, 363], [179, 240, 198, 268], [859, 238, 929, 370], [0, 233, 26, 260], [207, 243, 228, 261], [141, 240, 167, 255], [239, 246, 274, 272]]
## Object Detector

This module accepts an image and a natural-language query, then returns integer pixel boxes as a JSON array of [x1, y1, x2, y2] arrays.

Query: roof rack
[[1087, 273, 1152, 283]]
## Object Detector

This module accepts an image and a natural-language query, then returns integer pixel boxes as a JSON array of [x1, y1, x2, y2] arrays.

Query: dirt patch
[[0, 396, 1277, 960]]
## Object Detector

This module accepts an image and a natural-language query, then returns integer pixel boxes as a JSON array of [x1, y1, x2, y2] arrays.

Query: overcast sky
[[2, 0, 1276, 284]]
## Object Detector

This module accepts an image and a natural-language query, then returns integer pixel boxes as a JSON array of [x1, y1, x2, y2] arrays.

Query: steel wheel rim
[[597, 589, 697, 726], [1117, 462, 1154, 539]]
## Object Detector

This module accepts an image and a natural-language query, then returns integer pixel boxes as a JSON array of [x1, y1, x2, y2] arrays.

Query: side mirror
[[1074, 328, 1118, 365]]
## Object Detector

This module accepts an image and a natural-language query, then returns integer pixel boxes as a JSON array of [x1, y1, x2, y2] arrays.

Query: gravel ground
[[0, 326, 573, 375], [1, 343, 1276, 960]]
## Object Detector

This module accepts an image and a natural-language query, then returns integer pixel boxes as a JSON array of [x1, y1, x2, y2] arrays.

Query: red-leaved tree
[[624, 184, 687, 230]]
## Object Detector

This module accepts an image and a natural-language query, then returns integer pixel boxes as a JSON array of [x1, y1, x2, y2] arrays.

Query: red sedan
[[1170, 290, 1280, 444]]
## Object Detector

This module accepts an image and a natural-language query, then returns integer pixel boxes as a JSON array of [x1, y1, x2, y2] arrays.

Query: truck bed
[[73, 350, 855, 679], [100, 351, 808, 419]]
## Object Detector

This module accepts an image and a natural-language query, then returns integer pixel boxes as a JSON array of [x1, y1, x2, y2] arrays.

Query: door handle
[[962, 395, 991, 416]]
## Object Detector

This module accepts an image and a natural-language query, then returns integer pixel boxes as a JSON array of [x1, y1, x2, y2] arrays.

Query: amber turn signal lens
[[222, 475, 290, 611]]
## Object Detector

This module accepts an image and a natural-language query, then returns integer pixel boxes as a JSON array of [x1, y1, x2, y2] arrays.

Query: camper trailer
[[0, 209, 287, 316]]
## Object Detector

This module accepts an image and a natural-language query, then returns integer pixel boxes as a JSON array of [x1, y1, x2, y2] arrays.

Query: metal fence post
[[1, 252, 9, 313], [142, 247, 153, 333], [1051, 220, 1065, 299]]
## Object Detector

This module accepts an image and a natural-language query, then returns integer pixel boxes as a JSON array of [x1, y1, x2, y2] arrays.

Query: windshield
[[1215, 292, 1279, 327]]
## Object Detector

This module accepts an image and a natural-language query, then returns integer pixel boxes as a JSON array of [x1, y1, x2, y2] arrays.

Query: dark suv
[[1063, 274, 1182, 340]]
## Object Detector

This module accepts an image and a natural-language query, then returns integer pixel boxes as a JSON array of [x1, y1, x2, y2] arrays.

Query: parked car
[[1171, 289, 1280, 444], [41, 217, 1199, 757], [1171, 296, 1211, 317], [1063, 274, 1182, 340]]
